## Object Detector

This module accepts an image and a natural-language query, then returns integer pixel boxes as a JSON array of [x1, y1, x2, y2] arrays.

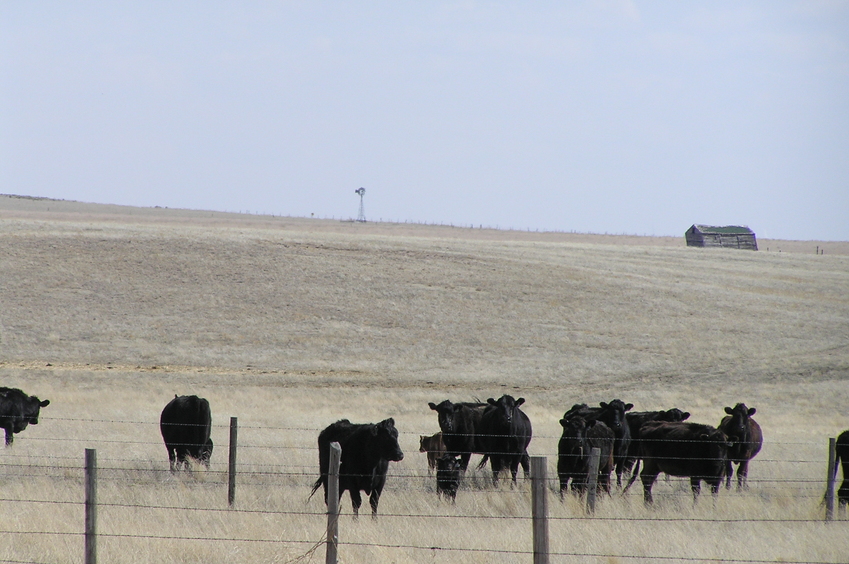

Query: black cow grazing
[[159, 395, 213, 471], [623, 408, 691, 478], [478, 395, 533, 486], [428, 400, 488, 473], [562, 399, 634, 486], [0, 387, 50, 446], [557, 415, 615, 496], [310, 418, 404, 518], [632, 421, 731, 504], [420, 432, 446, 474], [718, 403, 763, 490], [835, 430, 849, 514], [436, 454, 462, 501]]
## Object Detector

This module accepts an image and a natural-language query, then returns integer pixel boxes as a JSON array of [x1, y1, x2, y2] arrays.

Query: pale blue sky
[[2, 2, 847, 240]]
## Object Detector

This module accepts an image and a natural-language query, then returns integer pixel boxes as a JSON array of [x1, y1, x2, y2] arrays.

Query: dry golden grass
[[1, 196, 848, 563]]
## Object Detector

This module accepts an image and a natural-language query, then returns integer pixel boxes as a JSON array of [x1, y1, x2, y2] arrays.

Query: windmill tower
[[355, 187, 366, 222]]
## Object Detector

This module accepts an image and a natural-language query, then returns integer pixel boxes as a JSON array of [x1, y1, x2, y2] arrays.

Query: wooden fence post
[[326, 441, 342, 564], [228, 417, 238, 507], [85, 448, 97, 564], [826, 437, 836, 522], [586, 447, 601, 514], [531, 456, 549, 564]]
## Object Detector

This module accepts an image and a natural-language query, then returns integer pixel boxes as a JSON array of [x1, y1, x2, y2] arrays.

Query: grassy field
[[1, 195, 848, 563]]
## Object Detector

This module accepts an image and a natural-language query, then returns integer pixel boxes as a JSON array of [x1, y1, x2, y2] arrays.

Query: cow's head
[[662, 408, 690, 422], [487, 395, 525, 425], [15, 395, 50, 433], [559, 415, 588, 456], [723, 403, 756, 442], [429, 400, 463, 433], [437, 454, 461, 475], [598, 399, 633, 432], [372, 418, 404, 462]]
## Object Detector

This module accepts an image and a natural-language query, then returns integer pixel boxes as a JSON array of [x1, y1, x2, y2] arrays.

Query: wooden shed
[[685, 225, 758, 250]]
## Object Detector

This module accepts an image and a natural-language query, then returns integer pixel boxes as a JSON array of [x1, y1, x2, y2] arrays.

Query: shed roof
[[691, 225, 755, 235]]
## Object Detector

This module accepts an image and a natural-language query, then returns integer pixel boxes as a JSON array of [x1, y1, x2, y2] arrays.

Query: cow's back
[[640, 421, 729, 478], [159, 395, 212, 448]]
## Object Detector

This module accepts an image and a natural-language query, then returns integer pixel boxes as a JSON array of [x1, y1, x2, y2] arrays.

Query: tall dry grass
[[1, 204, 848, 562]]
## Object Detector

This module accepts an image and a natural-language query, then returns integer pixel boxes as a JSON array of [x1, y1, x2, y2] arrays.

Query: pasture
[[1, 196, 848, 563]]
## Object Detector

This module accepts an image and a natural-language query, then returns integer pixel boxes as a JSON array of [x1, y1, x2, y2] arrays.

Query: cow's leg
[[708, 477, 722, 498], [369, 489, 381, 519], [640, 471, 658, 505], [3, 424, 13, 446], [690, 477, 702, 500], [349, 490, 362, 518], [521, 452, 530, 479], [509, 455, 521, 486], [838, 479, 848, 518], [167, 447, 177, 472], [725, 460, 734, 489], [736, 460, 749, 491], [490, 456, 503, 487], [459, 452, 471, 473]]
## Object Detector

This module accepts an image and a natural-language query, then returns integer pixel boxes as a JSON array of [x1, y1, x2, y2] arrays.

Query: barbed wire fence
[[0, 416, 845, 564]]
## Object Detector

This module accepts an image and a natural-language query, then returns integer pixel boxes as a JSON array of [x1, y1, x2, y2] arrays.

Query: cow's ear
[[724, 406, 734, 415], [371, 425, 379, 436], [40, 399, 50, 407], [747, 407, 756, 416], [599, 402, 609, 409], [387, 417, 395, 427], [681, 412, 691, 420], [428, 402, 438, 411], [487, 398, 497, 406], [624, 403, 634, 411], [559, 418, 568, 427], [516, 398, 525, 406]]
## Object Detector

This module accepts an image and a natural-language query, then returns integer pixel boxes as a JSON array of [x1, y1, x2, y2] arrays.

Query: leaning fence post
[[228, 417, 238, 507], [586, 447, 601, 514], [531, 456, 549, 564], [326, 441, 342, 564], [85, 448, 97, 564], [826, 437, 836, 522]]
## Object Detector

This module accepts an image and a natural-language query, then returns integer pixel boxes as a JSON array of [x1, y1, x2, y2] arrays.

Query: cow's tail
[[476, 455, 489, 470], [308, 476, 324, 500], [622, 459, 640, 495]]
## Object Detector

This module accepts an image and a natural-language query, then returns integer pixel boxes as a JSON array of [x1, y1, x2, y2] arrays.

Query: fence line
[[2, 420, 844, 563]]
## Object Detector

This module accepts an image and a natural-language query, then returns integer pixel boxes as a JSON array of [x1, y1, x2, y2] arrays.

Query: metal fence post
[[531, 456, 549, 564], [826, 437, 836, 522], [85, 448, 97, 564], [586, 447, 601, 514], [326, 441, 342, 564], [228, 417, 238, 507]]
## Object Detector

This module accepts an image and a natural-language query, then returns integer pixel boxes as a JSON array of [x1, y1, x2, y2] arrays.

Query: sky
[[2, 2, 848, 241]]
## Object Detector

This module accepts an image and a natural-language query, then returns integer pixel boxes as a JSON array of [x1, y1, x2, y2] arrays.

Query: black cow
[[436, 454, 462, 501], [557, 415, 615, 496], [632, 421, 730, 504], [562, 399, 634, 486], [718, 403, 763, 490], [623, 408, 691, 478], [420, 432, 446, 474], [835, 430, 849, 514], [159, 395, 213, 471], [0, 387, 50, 446], [428, 400, 487, 472], [310, 418, 404, 518], [478, 395, 532, 486]]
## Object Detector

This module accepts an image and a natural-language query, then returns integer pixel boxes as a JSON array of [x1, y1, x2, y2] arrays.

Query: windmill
[[355, 187, 366, 222]]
